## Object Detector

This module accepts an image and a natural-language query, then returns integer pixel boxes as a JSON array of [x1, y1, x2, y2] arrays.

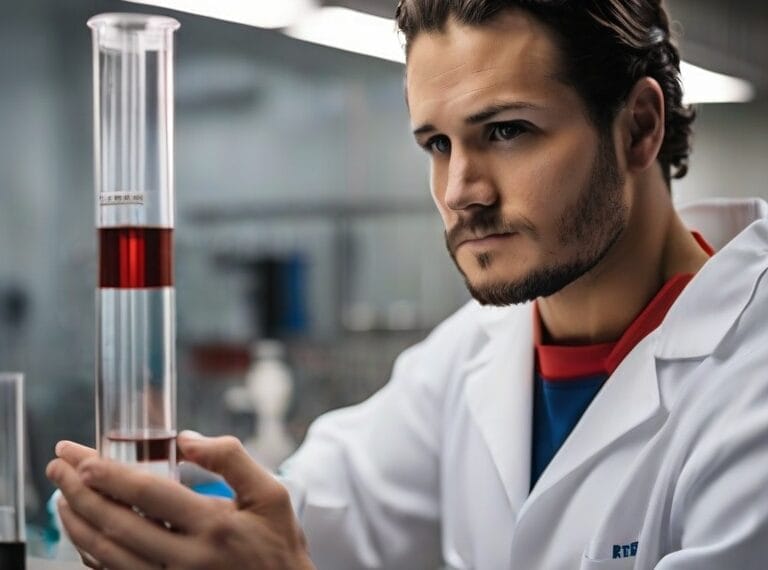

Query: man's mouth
[[457, 232, 517, 251]]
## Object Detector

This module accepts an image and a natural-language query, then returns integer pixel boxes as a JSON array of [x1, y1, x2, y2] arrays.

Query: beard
[[445, 133, 627, 306]]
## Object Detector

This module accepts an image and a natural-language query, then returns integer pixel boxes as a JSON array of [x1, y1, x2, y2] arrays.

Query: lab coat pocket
[[580, 555, 637, 569]]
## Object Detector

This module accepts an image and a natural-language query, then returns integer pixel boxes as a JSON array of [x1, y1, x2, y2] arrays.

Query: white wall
[[674, 101, 768, 204]]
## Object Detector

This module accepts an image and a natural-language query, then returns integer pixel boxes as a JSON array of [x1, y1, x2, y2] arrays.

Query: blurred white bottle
[[243, 340, 296, 471]]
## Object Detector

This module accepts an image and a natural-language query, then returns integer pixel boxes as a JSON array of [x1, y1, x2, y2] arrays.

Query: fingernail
[[46, 462, 60, 482], [180, 430, 204, 440], [55, 441, 68, 457]]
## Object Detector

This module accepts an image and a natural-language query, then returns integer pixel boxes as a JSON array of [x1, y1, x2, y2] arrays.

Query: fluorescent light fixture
[[123, 0, 316, 29], [286, 8, 754, 104], [680, 61, 755, 104], [286, 7, 405, 63], [125, 1, 754, 104]]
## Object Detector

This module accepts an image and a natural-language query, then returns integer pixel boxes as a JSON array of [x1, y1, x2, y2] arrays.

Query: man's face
[[406, 10, 628, 305]]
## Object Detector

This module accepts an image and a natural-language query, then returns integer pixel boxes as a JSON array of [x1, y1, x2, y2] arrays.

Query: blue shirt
[[531, 372, 607, 486]]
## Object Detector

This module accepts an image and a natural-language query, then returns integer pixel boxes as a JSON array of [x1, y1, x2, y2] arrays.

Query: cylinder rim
[[87, 12, 181, 32]]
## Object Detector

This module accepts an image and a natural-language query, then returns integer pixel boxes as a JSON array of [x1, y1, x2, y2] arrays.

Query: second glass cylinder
[[88, 13, 180, 478], [0, 373, 25, 570]]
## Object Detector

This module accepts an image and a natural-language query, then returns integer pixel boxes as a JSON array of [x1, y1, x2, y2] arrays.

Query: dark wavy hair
[[396, 0, 696, 183]]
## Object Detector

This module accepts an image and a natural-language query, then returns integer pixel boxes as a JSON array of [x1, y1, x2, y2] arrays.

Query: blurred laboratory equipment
[[0, 286, 29, 334], [245, 340, 296, 470], [214, 253, 310, 339], [0, 285, 30, 374], [0, 373, 25, 570], [88, 13, 180, 478], [223, 341, 296, 470]]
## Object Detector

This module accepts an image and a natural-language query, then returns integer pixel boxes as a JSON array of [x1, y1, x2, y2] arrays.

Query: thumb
[[55, 440, 98, 468], [178, 431, 285, 511]]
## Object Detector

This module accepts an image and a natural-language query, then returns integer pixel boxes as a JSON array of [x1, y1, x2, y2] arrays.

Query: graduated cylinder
[[0, 373, 25, 570], [88, 13, 180, 478]]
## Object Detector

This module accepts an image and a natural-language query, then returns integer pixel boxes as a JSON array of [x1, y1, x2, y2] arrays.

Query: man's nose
[[443, 149, 496, 211]]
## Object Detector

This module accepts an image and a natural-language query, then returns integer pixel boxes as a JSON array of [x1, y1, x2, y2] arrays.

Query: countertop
[[28, 558, 83, 569]]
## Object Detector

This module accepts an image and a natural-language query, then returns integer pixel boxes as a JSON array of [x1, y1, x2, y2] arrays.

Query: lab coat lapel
[[523, 331, 662, 509], [516, 219, 768, 521], [465, 304, 534, 515], [656, 219, 768, 360]]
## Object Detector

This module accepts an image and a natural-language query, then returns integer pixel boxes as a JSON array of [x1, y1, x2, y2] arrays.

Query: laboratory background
[[0, 0, 767, 553]]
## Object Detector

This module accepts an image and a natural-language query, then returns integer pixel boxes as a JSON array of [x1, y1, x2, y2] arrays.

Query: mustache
[[445, 209, 529, 253]]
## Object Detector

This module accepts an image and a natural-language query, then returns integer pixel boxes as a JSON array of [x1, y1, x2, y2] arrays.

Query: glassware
[[88, 13, 180, 478], [0, 372, 25, 570]]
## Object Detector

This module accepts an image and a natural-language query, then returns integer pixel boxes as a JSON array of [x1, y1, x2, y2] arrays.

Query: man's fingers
[[46, 458, 103, 517], [178, 431, 289, 511], [76, 456, 223, 533], [55, 440, 97, 468], [50, 458, 204, 566], [58, 500, 157, 570], [80, 550, 102, 570]]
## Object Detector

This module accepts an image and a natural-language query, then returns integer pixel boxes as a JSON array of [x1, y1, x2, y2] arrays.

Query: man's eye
[[426, 136, 451, 154], [489, 122, 527, 142]]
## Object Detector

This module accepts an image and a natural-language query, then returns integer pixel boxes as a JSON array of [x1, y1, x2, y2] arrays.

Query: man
[[47, 1, 768, 568]]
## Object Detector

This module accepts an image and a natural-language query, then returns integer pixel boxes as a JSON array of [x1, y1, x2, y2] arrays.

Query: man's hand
[[46, 432, 315, 570]]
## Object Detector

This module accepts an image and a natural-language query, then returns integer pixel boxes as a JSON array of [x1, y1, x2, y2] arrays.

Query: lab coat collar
[[522, 329, 662, 511], [466, 302, 534, 514], [521, 219, 768, 516], [655, 219, 768, 360], [467, 301, 663, 518], [464, 217, 768, 515]]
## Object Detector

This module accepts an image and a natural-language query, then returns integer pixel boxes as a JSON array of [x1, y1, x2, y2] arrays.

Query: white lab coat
[[280, 201, 768, 570]]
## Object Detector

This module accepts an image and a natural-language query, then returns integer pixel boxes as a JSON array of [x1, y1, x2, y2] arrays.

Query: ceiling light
[[286, 7, 405, 63], [680, 61, 755, 104], [287, 9, 754, 104], [123, 0, 316, 29], [126, 1, 755, 105]]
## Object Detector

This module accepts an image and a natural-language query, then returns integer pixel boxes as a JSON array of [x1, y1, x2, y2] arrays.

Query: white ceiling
[[325, 0, 768, 96]]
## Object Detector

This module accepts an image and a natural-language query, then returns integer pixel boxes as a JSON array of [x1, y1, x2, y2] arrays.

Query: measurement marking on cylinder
[[100, 192, 145, 205]]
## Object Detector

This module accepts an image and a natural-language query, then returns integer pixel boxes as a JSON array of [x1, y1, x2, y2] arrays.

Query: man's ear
[[619, 77, 665, 174]]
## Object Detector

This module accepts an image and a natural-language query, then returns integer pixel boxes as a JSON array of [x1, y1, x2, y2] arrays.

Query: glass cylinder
[[88, 13, 180, 479], [0, 372, 25, 570]]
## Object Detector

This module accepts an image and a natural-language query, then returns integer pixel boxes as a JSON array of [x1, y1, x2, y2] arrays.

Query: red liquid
[[0, 542, 25, 569], [106, 434, 175, 462], [99, 227, 173, 288]]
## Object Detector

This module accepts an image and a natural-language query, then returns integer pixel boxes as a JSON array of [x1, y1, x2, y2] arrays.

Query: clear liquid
[[0, 506, 23, 545], [103, 432, 177, 479], [97, 287, 175, 392], [97, 287, 176, 479]]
